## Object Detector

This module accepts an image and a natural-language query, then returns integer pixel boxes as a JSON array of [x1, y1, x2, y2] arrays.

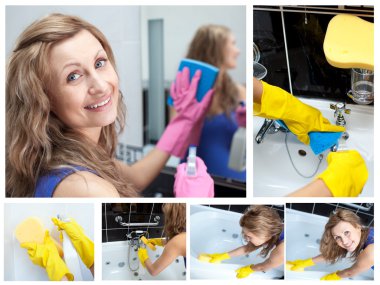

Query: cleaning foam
[[15, 217, 64, 257]]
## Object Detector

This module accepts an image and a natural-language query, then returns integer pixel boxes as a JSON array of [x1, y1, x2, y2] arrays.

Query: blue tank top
[[363, 227, 374, 270], [278, 231, 284, 243], [197, 112, 246, 182], [35, 166, 96, 197]]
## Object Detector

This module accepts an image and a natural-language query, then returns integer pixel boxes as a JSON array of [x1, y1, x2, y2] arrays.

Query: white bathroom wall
[[140, 6, 246, 85], [4, 203, 94, 281], [6, 6, 143, 147]]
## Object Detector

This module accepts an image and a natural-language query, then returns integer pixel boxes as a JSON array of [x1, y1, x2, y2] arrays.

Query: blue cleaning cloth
[[276, 120, 343, 155], [168, 59, 219, 106]]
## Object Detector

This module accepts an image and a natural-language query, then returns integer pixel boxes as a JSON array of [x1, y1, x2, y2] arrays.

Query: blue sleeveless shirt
[[363, 227, 374, 270], [196, 112, 246, 182], [278, 231, 284, 243], [35, 166, 96, 197]]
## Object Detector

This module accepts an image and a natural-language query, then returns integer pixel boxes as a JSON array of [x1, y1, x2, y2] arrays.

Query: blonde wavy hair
[[6, 13, 137, 197], [240, 205, 283, 257], [320, 209, 369, 264], [162, 203, 186, 240], [186, 24, 239, 115]]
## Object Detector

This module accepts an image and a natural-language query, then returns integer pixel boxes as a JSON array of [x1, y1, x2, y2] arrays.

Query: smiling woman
[[6, 13, 213, 197], [287, 209, 374, 280]]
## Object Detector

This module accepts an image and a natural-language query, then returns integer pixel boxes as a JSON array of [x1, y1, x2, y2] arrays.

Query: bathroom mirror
[[140, 6, 247, 183]]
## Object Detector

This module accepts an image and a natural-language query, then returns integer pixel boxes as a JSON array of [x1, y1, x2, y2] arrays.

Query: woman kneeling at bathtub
[[287, 209, 374, 280], [199, 205, 284, 279], [138, 204, 186, 276]]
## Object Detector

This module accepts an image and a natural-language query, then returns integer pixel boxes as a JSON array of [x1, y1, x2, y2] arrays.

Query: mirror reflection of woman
[[6, 14, 213, 197], [287, 209, 374, 280], [170, 24, 246, 182]]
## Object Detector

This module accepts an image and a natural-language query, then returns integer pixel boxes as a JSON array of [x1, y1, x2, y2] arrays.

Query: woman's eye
[[344, 231, 350, 236], [95, 59, 106, 68], [67, 73, 80, 82]]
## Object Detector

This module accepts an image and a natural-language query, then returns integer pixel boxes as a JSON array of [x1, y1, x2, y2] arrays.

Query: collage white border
[[1, 0, 378, 284]]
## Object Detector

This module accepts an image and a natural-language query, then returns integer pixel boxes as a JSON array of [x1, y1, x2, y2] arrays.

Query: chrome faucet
[[330, 102, 351, 126], [255, 119, 288, 144]]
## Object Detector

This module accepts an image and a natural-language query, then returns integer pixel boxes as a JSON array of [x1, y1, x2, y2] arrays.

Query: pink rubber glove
[[174, 157, 214, 197], [235, 103, 246, 127], [157, 68, 214, 157]]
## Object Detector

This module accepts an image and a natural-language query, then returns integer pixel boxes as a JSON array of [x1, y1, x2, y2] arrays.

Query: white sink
[[253, 98, 374, 197]]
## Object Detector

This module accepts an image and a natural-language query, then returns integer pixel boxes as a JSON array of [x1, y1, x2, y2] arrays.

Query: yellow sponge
[[15, 217, 64, 257], [140, 236, 156, 251], [197, 253, 212, 262], [286, 261, 304, 271], [324, 14, 373, 70]]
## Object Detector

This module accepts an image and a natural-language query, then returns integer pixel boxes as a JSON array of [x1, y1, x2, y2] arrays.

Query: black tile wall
[[102, 203, 165, 243], [254, 9, 290, 90], [254, 6, 374, 103], [287, 203, 374, 226], [205, 204, 285, 220], [313, 203, 336, 217]]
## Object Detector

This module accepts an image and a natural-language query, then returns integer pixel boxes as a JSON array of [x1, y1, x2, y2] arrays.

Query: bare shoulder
[[53, 171, 120, 197], [166, 232, 186, 256]]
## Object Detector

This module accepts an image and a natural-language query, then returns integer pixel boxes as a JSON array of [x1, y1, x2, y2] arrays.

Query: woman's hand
[[235, 264, 254, 278], [321, 271, 341, 280], [157, 67, 214, 158], [21, 230, 74, 281]]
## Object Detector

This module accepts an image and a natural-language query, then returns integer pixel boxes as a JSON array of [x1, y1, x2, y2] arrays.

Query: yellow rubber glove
[[317, 150, 368, 197], [20, 230, 74, 281], [235, 264, 255, 279], [321, 271, 341, 280], [254, 81, 345, 144], [202, 252, 230, 263], [286, 258, 315, 271], [51, 217, 94, 268], [138, 247, 149, 268]]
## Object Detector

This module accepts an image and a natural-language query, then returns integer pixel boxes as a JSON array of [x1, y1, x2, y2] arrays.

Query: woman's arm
[[251, 241, 284, 272], [114, 149, 171, 191], [309, 254, 326, 264], [287, 179, 332, 197], [227, 245, 252, 257], [337, 244, 374, 279], [144, 233, 186, 276]]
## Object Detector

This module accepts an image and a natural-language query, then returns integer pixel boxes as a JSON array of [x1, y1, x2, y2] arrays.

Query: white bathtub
[[190, 205, 284, 279], [286, 209, 374, 280], [102, 241, 186, 280]]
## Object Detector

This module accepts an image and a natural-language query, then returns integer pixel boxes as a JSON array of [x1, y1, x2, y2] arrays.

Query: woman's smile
[[84, 96, 112, 111]]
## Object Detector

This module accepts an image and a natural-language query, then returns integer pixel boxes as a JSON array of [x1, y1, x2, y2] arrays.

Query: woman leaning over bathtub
[[199, 205, 284, 279], [287, 209, 374, 280], [138, 204, 186, 276], [6, 14, 213, 197]]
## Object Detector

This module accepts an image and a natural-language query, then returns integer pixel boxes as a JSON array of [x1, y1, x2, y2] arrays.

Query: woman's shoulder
[[167, 232, 186, 249], [53, 170, 120, 197]]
